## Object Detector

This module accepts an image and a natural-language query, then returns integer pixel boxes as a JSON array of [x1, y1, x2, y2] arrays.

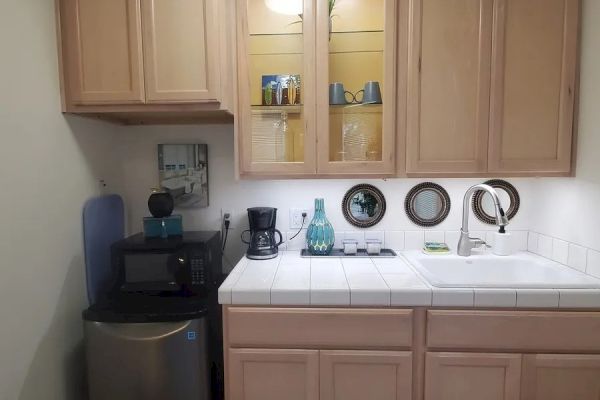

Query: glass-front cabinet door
[[315, 0, 398, 175], [236, 0, 316, 176]]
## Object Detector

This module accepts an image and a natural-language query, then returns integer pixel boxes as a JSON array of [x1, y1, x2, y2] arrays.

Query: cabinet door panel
[[489, 0, 578, 174], [236, 0, 316, 176], [407, 0, 492, 175], [229, 349, 319, 400], [320, 350, 413, 400], [521, 354, 600, 400], [61, 0, 145, 104], [425, 352, 521, 400], [315, 0, 398, 175], [141, 0, 219, 102]]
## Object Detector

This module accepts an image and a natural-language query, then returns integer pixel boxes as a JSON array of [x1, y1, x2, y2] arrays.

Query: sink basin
[[402, 250, 600, 289]]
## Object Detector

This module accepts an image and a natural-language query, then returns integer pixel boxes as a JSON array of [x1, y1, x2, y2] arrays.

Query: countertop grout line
[[308, 256, 312, 305], [268, 255, 283, 305], [371, 257, 392, 306], [340, 259, 352, 306]]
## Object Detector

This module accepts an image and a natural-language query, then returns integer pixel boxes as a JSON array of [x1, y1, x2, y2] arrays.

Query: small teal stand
[[143, 215, 183, 238]]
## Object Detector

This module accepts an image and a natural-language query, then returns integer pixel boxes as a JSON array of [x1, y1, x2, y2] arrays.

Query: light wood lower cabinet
[[224, 308, 600, 400], [521, 354, 600, 400], [424, 352, 521, 400], [229, 349, 319, 400], [228, 349, 412, 400], [320, 351, 413, 400]]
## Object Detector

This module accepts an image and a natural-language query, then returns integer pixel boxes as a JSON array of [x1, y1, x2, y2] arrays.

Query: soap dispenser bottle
[[493, 226, 513, 256]]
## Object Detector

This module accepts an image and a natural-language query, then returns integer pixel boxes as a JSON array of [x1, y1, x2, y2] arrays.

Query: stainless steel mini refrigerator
[[83, 305, 210, 400]]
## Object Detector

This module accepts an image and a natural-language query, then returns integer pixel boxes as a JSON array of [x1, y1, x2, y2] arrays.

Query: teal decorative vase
[[306, 198, 335, 255]]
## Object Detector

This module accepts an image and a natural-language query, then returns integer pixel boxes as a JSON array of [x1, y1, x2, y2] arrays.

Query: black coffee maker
[[242, 207, 283, 260]]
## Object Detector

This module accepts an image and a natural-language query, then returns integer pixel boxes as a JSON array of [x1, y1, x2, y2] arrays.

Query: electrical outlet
[[221, 208, 234, 229], [289, 208, 310, 229]]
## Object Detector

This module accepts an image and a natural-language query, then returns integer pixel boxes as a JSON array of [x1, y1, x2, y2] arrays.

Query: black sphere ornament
[[148, 190, 174, 218]]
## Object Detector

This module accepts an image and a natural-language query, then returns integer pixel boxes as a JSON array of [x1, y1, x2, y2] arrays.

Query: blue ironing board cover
[[83, 194, 125, 305]]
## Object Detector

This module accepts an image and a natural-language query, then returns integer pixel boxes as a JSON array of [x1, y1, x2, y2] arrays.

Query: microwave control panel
[[190, 256, 206, 287]]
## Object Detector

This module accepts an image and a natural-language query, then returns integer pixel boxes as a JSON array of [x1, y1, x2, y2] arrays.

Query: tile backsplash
[[528, 231, 600, 279], [283, 229, 530, 253], [283, 229, 600, 281]]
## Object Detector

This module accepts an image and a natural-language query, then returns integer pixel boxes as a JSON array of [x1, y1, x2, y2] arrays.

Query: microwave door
[[122, 253, 181, 292]]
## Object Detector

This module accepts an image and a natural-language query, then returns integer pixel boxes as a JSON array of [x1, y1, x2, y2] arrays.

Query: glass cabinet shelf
[[251, 105, 303, 114], [330, 104, 382, 114], [249, 30, 384, 56]]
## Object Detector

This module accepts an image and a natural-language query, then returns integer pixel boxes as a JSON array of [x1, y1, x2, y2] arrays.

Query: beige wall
[[0, 1, 118, 399], [529, 0, 600, 251]]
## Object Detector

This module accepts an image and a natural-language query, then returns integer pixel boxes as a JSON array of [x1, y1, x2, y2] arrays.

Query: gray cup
[[357, 81, 382, 104], [329, 82, 354, 105]]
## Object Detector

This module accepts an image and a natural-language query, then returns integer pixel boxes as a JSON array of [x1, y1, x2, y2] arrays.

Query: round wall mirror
[[405, 183, 451, 227], [472, 179, 520, 225], [342, 184, 386, 228]]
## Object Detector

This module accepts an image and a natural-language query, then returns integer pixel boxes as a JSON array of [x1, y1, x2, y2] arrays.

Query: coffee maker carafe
[[242, 207, 283, 260]]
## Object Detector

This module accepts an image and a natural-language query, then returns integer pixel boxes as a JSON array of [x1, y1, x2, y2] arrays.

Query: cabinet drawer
[[427, 310, 600, 352], [227, 308, 413, 349]]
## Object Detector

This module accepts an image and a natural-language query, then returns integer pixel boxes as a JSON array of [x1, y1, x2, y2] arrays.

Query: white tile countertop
[[218, 251, 600, 309]]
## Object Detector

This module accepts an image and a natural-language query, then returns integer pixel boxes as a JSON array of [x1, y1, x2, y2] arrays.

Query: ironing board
[[82, 194, 125, 305]]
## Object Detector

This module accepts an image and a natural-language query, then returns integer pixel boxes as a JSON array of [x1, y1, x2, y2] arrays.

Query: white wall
[[114, 124, 535, 269], [0, 1, 118, 399], [529, 0, 600, 252]]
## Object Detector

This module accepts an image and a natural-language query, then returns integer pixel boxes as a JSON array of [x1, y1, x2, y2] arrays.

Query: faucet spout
[[458, 184, 509, 256]]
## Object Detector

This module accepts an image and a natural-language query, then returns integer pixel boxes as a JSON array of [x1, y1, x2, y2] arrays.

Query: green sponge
[[423, 242, 451, 254]]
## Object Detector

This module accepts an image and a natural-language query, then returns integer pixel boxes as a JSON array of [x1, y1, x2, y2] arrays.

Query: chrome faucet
[[457, 184, 509, 257]]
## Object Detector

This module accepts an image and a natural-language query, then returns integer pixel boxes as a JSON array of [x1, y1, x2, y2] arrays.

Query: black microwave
[[110, 231, 222, 297]]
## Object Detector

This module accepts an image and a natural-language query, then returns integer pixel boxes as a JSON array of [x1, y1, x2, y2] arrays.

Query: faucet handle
[[471, 238, 491, 249]]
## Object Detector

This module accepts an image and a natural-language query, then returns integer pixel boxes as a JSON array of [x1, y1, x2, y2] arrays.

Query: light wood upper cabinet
[[405, 0, 579, 177], [488, 0, 579, 174], [521, 354, 600, 400], [424, 352, 522, 400], [228, 349, 319, 400], [235, 0, 400, 178], [406, 0, 493, 175], [320, 350, 413, 400], [235, 0, 317, 176], [60, 0, 145, 104], [141, 0, 220, 102], [57, 0, 232, 122]]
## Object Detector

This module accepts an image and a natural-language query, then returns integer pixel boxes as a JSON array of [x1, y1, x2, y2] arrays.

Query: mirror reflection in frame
[[472, 179, 520, 225], [158, 144, 209, 209], [405, 182, 451, 227], [342, 184, 387, 228]]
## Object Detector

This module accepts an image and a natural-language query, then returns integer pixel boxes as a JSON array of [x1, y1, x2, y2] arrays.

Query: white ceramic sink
[[402, 250, 600, 289]]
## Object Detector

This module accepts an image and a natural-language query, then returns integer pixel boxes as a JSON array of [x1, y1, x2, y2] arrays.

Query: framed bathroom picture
[[157, 144, 209, 209]]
